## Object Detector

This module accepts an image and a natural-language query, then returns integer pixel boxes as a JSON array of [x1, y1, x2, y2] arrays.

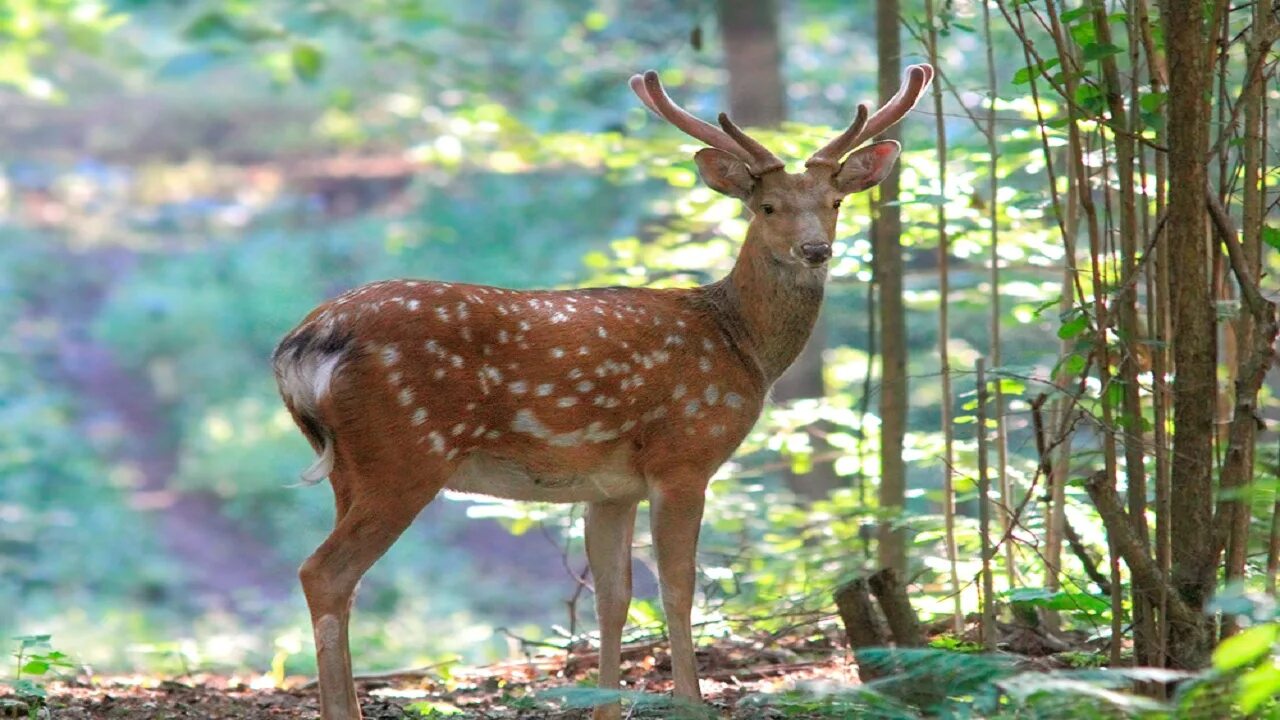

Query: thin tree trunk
[[874, 0, 908, 574], [1091, 2, 1152, 665], [1159, 0, 1220, 670], [923, 0, 960, 632], [976, 359, 996, 651], [984, 0, 1016, 593]]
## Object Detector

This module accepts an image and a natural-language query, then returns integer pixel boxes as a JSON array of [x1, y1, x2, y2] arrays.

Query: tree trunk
[[1159, 0, 1219, 670], [716, 0, 785, 127], [718, 0, 840, 499], [874, 0, 908, 573]]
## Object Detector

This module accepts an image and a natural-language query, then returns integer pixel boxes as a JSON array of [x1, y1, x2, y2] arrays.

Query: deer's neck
[[700, 234, 826, 384]]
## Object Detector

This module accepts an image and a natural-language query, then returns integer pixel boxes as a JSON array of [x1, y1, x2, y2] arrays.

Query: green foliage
[[538, 687, 715, 719], [3, 635, 73, 716]]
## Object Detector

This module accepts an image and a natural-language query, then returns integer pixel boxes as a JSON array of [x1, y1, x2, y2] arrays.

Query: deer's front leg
[[649, 480, 708, 702], [586, 500, 638, 720]]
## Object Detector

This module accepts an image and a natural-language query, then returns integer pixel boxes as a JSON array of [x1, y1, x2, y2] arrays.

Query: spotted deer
[[273, 64, 932, 720]]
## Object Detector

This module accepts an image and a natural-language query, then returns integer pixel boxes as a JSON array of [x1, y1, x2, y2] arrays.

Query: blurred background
[[1, 0, 1275, 684]]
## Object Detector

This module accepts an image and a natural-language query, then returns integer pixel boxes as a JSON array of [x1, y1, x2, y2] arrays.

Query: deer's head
[[631, 65, 934, 269]]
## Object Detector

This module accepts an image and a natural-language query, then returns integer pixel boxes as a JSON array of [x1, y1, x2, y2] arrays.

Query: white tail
[[275, 65, 932, 720]]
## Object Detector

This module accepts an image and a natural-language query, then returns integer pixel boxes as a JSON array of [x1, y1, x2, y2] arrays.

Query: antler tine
[[805, 63, 934, 169], [628, 73, 663, 117], [804, 104, 869, 169], [633, 70, 780, 172], [717, 113, 785, 174]]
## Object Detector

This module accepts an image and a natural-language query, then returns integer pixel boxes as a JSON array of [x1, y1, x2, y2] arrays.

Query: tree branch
[[1083, 471, 1197, 629]]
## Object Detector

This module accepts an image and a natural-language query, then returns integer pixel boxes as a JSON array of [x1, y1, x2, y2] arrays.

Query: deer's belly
[[443, 447, 647, 503]]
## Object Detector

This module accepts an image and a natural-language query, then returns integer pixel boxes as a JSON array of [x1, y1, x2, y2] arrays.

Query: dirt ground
[[7, 638, 856, 719]]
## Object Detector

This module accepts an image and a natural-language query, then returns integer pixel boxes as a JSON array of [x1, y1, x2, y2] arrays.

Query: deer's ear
[[694, 148, 756, 200], [834, 140, 901, 195]]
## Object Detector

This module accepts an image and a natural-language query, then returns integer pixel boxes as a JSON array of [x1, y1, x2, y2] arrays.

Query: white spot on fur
[[724, 392, 746, 410], [398, 387, 414, 406], [704, 385, 720, 405], [699, 356, 712, 372], [412, 408, 428, 425], [684, 400, 700, 416], [381, 345, 400, 366], [558, 397, 578, 408], [641, 406, 667, 423], [576, 381, 594, 393], [551, 347, 566, 359], [509, 380, 529, 395], [427, 431, 446, 453], [672, 384, 687, 399], [451, 423, 467, 436], [536, 383, 554, 396]]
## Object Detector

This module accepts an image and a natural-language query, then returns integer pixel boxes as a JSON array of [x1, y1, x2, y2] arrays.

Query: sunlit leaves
[[1213, 624, 1278, 671], [290, 41, 324, 82]]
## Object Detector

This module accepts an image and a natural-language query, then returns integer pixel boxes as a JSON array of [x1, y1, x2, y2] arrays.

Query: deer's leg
[[586, 499, 638, 720], [648, 481, 707, 702], [300, 472, 441, 720]]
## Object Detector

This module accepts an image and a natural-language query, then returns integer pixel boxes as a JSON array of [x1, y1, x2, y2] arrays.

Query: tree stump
[[868, 567, 923, 647]]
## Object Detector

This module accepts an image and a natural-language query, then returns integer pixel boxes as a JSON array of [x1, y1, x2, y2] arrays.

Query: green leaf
[[1262, 226, 1280, 251], [1063, 352, 1087, 375], [1081, 42, 1123, 62], [12, 679, 45, 699], [290, 42, 324, 82], [1239, 661, 1280, 712], [1013, 57, 1060, 85], [1212, 623, 1277, 671], [1005, 587, 1111, 614], [15, 635, 51, 649], [20, 659, 49, 675], [1073, 84, 1105, 113], [1057, 314, 1089, 339], [183, 12, 239, 42], [1139, 91, 1167, 112], [1069, 22, 1096, 46], [1059, 6, 1092, 23]]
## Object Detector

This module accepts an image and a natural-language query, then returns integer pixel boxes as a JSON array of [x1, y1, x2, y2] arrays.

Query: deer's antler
[[631, 70, 785, 175], [806, 64, 934, 169]]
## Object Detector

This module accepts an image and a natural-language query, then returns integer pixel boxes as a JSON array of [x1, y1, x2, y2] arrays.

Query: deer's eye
[[760, 203, 775, 215], [833, 199, 842, 209]]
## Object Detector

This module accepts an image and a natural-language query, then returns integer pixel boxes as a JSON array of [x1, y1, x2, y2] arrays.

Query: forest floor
[[7, 635, 865, 719]]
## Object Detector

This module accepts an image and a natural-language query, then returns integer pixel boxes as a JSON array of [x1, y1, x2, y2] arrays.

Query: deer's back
[[275, 279, 764, 501]]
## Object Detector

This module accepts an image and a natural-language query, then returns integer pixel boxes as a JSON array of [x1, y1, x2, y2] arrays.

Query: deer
[[272, 64, 933, 720]]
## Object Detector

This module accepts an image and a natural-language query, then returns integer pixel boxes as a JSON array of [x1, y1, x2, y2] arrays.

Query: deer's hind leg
[[300, 461, 448, 720]]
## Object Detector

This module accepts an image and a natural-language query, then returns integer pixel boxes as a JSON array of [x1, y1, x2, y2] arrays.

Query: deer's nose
[[800, 242, 832, 264]]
